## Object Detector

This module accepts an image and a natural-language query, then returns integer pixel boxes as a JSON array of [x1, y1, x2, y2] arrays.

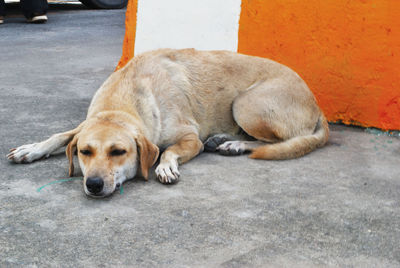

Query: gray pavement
[[1, 3, 400, 267]]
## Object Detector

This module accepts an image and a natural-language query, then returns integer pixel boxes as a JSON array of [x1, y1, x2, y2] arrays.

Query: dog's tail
[[249, 114, 329, 160]]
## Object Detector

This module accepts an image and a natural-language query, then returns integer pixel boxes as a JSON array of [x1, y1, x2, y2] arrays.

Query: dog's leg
[[155, 133, 203, 184], [231, 79, 329, 160], [7, 122, 85, 163]]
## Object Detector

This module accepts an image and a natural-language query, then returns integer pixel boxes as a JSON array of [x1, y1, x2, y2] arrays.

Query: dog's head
[[66, 119, 159, 198]]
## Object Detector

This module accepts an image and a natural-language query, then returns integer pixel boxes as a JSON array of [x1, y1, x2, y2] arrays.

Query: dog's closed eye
[[110, 149, 126, 156], [80, 149, 92, 156]]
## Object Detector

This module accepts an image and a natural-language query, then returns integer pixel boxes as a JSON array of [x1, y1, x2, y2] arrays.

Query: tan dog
[[7, 48, 329, 197]]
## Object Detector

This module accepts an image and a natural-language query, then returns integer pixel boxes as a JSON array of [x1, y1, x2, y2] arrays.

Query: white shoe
[[0, 16, 4, 24], [27, 15, 48, 23]]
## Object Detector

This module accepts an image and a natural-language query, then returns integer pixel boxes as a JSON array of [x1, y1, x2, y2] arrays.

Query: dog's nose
[[86, 177, 104, 194]]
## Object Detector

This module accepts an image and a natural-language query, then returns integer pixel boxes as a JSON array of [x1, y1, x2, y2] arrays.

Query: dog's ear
[[66, 135, 79, 177], [136, 135, 159, 180]]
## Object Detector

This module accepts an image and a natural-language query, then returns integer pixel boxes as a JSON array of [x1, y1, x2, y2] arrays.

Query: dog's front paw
[[155, 161, 180, 184], [7, 143, 47, 163]]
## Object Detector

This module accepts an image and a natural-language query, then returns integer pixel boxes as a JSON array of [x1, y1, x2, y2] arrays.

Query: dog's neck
[[86, 66, 161, 144]]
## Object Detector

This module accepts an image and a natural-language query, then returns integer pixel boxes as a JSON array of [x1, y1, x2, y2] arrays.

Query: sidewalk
[[0, 5, 399, 267]]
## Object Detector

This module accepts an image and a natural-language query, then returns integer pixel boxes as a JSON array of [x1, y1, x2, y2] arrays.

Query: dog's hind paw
[[217, 141, 246, 156], [6, 143, 46, 163], [204, 134, 232, 152], [155, 161, 180, 184]]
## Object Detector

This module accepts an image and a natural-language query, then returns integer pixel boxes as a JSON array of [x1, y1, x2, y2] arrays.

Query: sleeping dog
[[7, 48, 329, 197]]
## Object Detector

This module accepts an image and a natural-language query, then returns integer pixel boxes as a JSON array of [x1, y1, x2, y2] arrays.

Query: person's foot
[[0, 16, 4, 24], [27, 15, 47, 23]]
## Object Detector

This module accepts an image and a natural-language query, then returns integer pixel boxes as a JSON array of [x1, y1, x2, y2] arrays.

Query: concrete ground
[[1, 3, 399, 267]]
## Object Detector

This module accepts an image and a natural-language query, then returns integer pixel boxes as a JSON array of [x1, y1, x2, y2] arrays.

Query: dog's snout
[[86, 177, 104, 194]]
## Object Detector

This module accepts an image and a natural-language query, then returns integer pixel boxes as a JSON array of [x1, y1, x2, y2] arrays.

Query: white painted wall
[[135, 0, 242, 55]]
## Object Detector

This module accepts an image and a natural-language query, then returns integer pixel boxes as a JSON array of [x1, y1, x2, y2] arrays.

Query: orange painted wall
[[238, 0, 400, 130], [116, 0, 137, 70]]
